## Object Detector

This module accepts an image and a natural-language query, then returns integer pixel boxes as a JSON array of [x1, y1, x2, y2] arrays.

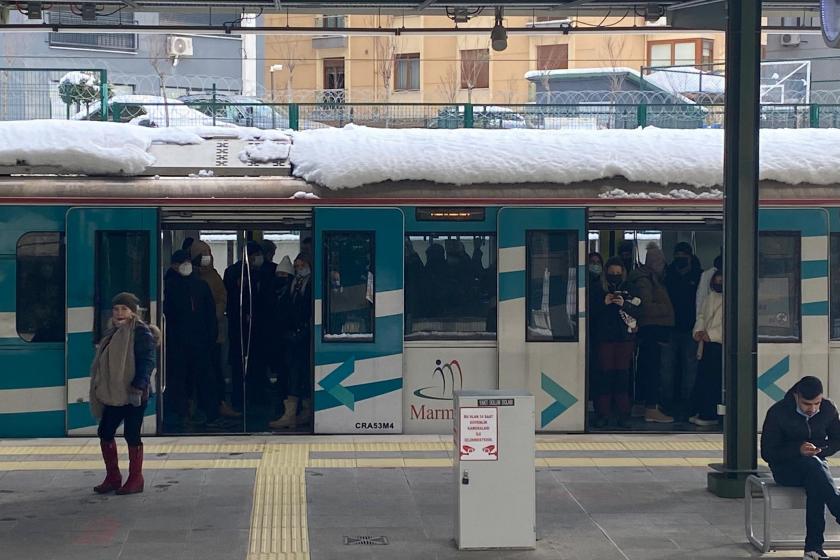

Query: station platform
[[0, 433, 834, 560]]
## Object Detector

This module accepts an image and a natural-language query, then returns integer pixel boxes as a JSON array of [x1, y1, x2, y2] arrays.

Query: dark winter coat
[[163, 268, 218, 350], [286, 275, 312, 342], [760, 389, 840, 468], [629, 266, 675, 328], [664, 256, 702, 332], [590, 281, 637, 343], [223, 260, 270, 361]]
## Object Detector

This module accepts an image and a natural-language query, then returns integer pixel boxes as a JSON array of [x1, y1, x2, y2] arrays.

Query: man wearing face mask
[[629, 242, 675, 423], [662, 242, 703, 416], [223, 241, 265, 412], [163, 250, 217, 430], [270, 253, 312, 430], [762, 376, 840, 560]]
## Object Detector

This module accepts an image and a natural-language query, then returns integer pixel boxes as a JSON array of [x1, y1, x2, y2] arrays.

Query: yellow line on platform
[[0, 459, 261, 471]]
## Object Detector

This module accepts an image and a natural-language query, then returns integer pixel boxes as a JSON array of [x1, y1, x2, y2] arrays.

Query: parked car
[[430, 105, 533, 129], [73, 95, 217, 128]]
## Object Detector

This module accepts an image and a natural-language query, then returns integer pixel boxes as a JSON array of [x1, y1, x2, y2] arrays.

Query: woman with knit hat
[[89, 292, 159, 495]]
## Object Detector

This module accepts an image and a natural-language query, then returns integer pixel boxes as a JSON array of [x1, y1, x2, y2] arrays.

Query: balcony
[[312, 35, 348, 50]]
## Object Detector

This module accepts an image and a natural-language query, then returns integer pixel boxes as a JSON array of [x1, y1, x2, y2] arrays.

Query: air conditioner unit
[[167, 36, 194, 57], [780, 33, 801, 47]]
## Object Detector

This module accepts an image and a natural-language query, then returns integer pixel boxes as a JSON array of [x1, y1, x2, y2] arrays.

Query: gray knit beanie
[[111, 292, 140, 314]]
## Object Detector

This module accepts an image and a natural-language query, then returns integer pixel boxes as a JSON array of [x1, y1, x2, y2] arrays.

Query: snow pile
[[238, 141, 291, 164], [60, 71, 100, 89], [290, 191, 320, 199], [646, 68, 726, 95], [599, 188, 723, 199], [0, 120, 204, 175], [289, 125, 840, 190], [189, 169, 215, 178]]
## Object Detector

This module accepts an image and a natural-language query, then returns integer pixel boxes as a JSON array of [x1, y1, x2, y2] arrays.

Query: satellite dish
[[822, 0, 840, 48]]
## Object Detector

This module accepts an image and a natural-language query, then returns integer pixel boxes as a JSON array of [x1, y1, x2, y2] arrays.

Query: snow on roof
[[524, 67, 641, 81], [645, 67, 726, 95], [288, 124, 840, 190]]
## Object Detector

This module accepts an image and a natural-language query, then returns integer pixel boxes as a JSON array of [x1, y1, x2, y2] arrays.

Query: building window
[[404, 234, 497, 340], [320, 15, 345, 28], [526, 231, 578, 342], [536, 44, 569, 71], [323, 57, 346, 91], [758, 232, 801, 342], [647, 39, 715, 69], [47, 8, 137, 52], [394, 53, 421, 91], [16, 233, 66, 343], [460, 49, 490, 89], [323, 232, 374, 341]]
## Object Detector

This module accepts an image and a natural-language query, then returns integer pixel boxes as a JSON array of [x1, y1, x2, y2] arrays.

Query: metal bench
[[746, 474, 840, 552]]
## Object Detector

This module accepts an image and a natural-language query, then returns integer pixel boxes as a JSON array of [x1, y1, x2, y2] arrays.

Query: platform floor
[[0, 434, 835, 559]]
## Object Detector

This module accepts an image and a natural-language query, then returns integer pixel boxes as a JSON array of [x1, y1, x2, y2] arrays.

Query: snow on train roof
[[3, 120, 840, 193]]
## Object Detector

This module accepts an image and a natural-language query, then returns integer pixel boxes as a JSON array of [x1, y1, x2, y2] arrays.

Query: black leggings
[[98, 404, 145, 446]]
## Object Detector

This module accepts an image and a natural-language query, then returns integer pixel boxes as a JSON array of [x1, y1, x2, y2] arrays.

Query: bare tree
[[534, 43, 568, 103], [604, 35, 628, 95], [459, 39, 490, 104], [437, 65, 459, 104], [273, 40, 300, 102], [148, 37, 175, 127]]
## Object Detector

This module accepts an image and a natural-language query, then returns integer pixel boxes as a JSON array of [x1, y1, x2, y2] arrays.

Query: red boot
[[94, 440, 122, 494], [116, 444, 144, 495]]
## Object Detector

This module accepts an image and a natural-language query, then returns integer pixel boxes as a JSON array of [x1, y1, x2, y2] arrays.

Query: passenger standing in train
[[270, 254, 312, 429], [690, 269, 723, 427], [761, 376, 840, 560], [223, 241, 264, 412], [588, 252, 604, 284], [662, 242, 702, 416], [587, 252, 604, 412], [618, 240, 636, 274], [90, 292, 159, 495], [163, 250, 217, 428], [424, 243, 448, 318], [590, 257, 639, 428], [189, 240, 240, 419], [404, 239, 424, 324], [629, 242, 675, 423], [696, 253, 722, 317], [268, 255, 294, 414]]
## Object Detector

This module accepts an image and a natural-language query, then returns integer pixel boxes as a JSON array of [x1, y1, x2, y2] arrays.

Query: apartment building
[[263, 13, 725, 104]]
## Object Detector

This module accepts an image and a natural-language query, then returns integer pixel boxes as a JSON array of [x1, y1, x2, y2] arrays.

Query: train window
[[526, 231, 578, 342], [832, 234, 840, 340], [404, 234, 497, 340], [95, 231, 150, 342], [758, 232, 801, 342], [323, 232, 374, 341], [16, 232, 66, 343]]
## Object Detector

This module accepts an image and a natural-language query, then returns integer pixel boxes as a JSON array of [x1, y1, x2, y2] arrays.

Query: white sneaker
[[688, 415, 699, 425], [804, 549, 831, 560], [694, 417, 719, 427]]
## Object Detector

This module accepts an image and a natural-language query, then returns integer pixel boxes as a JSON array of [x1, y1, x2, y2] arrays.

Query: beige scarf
[[89, 317, 137, 420]]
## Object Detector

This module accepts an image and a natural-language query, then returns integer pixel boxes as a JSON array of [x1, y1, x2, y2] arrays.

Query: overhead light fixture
[[81, 3, 97, 22], [644, 3, 666, 23], [491, 7, 507, 52], [26, 2, 42, 19]]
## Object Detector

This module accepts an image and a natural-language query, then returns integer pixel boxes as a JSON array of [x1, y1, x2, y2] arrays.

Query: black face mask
[[607, 274, 623, 288], [711, 283, 723, 294], [674, 256, 690, 269]]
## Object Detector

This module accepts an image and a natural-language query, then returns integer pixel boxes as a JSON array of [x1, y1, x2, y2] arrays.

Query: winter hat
[[618, 240, 635, 256], [277, 255, 294, 275], [259, 239, 276, 257], [112, 292, 139, 314], [171, 249, 190, 265], [673, 241, 693, 255], [189, 239, 212, 260], [644, 242, 666, 274], [246, 241, 262, 257]]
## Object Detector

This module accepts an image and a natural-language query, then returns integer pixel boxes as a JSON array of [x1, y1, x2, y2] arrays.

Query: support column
[[708, 0, 762, 498]]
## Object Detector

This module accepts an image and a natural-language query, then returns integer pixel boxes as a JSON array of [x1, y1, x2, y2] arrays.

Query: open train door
[[756, 208, 829, 426], [498, 207, 586, 432], [313, 208, 404, 433], [65, 208, 159, 435]]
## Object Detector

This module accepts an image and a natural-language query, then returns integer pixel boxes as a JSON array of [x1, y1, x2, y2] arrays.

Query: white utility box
[[454, 390, 535, 550]]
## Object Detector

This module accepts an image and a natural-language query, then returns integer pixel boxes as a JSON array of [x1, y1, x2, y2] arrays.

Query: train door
[[497, 207, 586, 431], [313, 208, 404, 433], [757, 208, 829, 424], [65, 208, 158, 435]]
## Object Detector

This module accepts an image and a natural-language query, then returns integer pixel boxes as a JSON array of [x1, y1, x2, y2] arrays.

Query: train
[[0, 133, 836, 437]]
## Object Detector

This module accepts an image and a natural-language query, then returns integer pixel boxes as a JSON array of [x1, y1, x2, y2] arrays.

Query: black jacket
[[760, 389, 840, 467], [664, 255, 702, 332], [163, 268, 218, 349], [590, 281, 637, 343]]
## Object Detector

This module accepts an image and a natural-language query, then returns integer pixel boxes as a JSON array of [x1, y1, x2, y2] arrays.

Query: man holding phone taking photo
[[762, 376, 840, 560]]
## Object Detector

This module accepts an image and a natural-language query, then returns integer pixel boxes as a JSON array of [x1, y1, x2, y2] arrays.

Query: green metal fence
[[0, 68, 108, 121]]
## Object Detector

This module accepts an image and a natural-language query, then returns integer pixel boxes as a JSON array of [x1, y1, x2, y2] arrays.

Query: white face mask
[[296, 266, 311, 278], [252, 255, 264, 268], [200, 255, 212, 267], [178, 262, 193, 277]]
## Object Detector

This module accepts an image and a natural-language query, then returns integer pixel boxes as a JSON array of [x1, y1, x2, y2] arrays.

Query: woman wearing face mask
[[90, 293, 160, 495], [690, 270, 724, 427], [270, 254, 313, 430], [590, 257, 639, 428], [588, 252, 604, 283]]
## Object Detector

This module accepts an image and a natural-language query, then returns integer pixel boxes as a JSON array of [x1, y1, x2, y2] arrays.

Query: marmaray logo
[[414, 359, 463, 401]]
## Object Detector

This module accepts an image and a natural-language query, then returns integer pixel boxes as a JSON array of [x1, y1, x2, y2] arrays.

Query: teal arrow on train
[[319, 358, 356, 410], [758, 356, 789, 402], [540, 373, 577, 428]]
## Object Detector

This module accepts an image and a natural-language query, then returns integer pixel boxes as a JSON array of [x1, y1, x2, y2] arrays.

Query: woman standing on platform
[[89, 293, 159, 495]]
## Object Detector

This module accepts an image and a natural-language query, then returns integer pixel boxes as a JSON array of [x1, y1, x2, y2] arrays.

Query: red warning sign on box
[[459, 407, 498, 461]]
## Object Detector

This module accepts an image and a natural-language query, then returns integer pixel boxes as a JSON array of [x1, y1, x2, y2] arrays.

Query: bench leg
[[745, 477, 772, 553]]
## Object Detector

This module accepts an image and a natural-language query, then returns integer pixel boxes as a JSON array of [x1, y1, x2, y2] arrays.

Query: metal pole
[[708, 0, 761, 499]]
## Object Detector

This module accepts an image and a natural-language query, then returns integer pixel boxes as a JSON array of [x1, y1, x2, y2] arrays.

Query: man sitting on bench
[[762, 376, 840, 560]]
